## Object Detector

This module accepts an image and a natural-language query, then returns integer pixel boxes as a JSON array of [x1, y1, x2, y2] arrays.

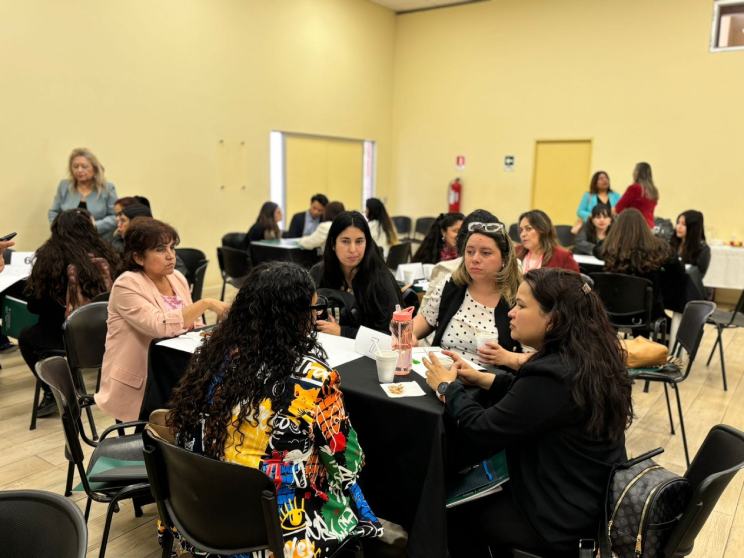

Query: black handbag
[[316, 288, 360, 327], [600, 448, 691, 557]]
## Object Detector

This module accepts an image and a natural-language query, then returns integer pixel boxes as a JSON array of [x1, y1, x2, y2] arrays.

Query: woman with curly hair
[[411, 212, 464, 264], [599, 208, 686, 316], [20, 208, 120, 417], [167, 262, 382, 557]]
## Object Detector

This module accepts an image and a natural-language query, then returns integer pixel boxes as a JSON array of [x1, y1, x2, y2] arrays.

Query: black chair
[[91, 291, 110, 303], [590, 272, 666, 342], [191, 261, 208, 302], [142, 426, 285, 558], [554, 225, 575, 247], [36, 356, 150, 558], [392, 215, 412, 240], [705, 288, 744, 392], [217, 246, 252, 301], [175, 248, 208, 287], [63, 301, 110, 441], [221, 231, 247, 250], [0, 489, 88, 558], [663, 424, 744, 557], [413, 216, 435, 241], [386, 242, 412, 269], [508, 223, 520, 243], [630, 301, 716, 467]]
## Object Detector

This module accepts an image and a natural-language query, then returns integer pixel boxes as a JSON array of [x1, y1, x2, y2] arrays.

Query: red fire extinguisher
[[448, 178, 462, 213]]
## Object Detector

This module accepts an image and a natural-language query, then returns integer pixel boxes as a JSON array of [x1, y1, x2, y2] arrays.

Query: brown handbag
[[621, 336, 669, 368]]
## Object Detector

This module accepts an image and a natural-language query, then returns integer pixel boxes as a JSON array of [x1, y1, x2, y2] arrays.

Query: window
[[711, 0, 744, 51]]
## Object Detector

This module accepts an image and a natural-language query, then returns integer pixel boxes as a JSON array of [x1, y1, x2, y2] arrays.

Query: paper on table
[[10, 251, 35, 266], [0, 264, 32, 293], [395, 262, 425, 282], [410, 346, 484, 378], [317, 332, 363, 367], [380, 381, 427, 398], [156, 331, 205, 354], [354, 326, 392, 359]]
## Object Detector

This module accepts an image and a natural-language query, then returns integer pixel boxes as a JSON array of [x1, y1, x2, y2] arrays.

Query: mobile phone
[[0, 232, 17, 242]]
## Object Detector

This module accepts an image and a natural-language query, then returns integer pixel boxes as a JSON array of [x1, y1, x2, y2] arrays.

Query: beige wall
[[0, 0, 395, 289], [391, 0, 743, 239]]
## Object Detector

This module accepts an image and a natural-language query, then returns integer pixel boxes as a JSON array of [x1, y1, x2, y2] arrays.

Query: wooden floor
[[1, 321, 743, 557]]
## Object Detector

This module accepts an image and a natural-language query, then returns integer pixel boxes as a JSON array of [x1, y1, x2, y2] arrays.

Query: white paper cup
[[428, 352, 454, 369], [476, 332, 499, 352], [375, 350, 398, 383]]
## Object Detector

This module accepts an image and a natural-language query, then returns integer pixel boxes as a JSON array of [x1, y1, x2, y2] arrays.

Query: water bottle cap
[[392, 306, 414, 322]]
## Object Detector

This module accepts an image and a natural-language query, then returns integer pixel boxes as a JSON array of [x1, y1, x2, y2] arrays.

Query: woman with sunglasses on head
[[309, 211, 402, 338], [413, 221, 524, 369], [516, 210, 579, 273], [424, 269, 632, 557]]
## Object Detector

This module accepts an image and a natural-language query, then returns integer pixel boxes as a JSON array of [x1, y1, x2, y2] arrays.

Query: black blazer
[[286, 212, 307, 239], [444, 352, 627, 552], [431, 277, 519, 354]]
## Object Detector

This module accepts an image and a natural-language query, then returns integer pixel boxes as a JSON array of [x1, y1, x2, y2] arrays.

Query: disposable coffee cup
[[375, 350, 398, 383], [476, 332, 499, 353]]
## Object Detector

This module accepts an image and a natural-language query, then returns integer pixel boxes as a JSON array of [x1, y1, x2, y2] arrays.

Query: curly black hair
[[26, 208, 120, 303], [167, 261, 326, 459]]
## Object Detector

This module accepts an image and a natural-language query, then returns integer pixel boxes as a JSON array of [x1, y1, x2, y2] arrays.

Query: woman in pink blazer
[[95, 218, 229, 421]]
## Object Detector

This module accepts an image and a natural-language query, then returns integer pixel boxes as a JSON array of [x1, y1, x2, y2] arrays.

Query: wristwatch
[[436, 381, 450, 398]]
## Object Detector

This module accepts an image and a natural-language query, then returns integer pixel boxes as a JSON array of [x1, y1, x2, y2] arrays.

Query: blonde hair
[[68, 148, 106, 192], [451, 230, 522, 305], [632, 162, 658, 201]]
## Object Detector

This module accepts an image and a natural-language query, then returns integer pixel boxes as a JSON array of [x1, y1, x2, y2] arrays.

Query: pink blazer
[[95, 270, 196, 421]]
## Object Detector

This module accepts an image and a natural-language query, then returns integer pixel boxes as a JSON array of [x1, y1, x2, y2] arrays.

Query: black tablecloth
[[141, 343, 448, 558]]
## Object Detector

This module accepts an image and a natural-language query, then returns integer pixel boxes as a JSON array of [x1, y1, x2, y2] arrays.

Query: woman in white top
[[298, 201, 345, 253], [365, 198, 398, 257], [413, 221, 525, 369]]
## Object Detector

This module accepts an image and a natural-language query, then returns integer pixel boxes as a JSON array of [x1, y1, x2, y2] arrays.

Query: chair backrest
[[590, 272, 653, 327], [142, 427, 284, 556], [221, 232, 247, 250], [0, 489, 87, 558], [91, 291, 110, 303], [386, 242, 412, 269], [663, 425, 744, 557], [36, 356, 86, 466], [175, 248, 208, 285], [392, 215, 412, 236], [191, 261, 208, 302], [220, 246, 252, 278], [63, 301, 108, 371], [508, 223, 520, 243], [673, 301, 716, 372], [414, 216, 435, 237], [554, 225, 575, 247]]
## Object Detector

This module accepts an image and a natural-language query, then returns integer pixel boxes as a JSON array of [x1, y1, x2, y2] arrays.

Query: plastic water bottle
[[390, 305, 414, 376]]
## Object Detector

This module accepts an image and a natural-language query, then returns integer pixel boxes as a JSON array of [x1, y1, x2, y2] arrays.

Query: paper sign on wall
[[504, 155, 515, 172]]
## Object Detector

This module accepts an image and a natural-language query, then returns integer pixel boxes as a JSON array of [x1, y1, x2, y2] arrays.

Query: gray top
[[48, 179, 118, 239]]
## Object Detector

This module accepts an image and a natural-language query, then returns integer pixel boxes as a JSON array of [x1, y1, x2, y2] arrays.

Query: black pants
[[19, 324, 64, 397], [448, 486, 555, 558]]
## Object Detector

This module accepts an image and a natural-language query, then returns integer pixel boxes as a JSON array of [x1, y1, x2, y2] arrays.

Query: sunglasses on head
[[467, 222, 505, 234]]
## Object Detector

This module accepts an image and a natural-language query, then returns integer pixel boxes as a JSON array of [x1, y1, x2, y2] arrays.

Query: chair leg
[[643, 380, 650, 393], [706, 326, 721, 366], [84, 496, 93, 521], [98, 499, 121, 558], [160, 529, 175, 558], [663, 383, 675, 435], [220, 279, 226, 301], [29, 379, 41, 431], [64, 461, 75, 497], [672, 384, 690, 468], [717, 329, 728, 392]]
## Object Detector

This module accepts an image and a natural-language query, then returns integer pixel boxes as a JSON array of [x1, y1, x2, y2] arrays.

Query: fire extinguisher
[[448, 178, 462, 213]]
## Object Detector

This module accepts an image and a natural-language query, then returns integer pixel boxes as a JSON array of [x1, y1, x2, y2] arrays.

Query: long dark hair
[[254, 201, 280, 239], [583, 204, 613, 244], [365, 198, 398, 245], [519, 209, 559, 263], [167, 262, 324, 459], [589, 171, 612, 195], [412, 212, 464, 263], [26, 209, 120, 303], [600, 208, 670, 274], [670, 210, 706, 264], [319, 211, 402, 319], [523, 268, 633, 441]]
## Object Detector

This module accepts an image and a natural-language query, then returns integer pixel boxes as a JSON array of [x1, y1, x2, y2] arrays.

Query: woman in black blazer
[[424, 268, 633, 557]]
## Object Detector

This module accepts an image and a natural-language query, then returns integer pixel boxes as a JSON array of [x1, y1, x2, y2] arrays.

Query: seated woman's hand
[[208, 299, 231, 320], [316, 314, 341, 336], [443, 350, 493, 390], [477, 341, 515, 367], [423, 352, 457, 394]]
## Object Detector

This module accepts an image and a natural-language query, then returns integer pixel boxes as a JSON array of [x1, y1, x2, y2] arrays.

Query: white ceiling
[[369, 0, 483, 14]]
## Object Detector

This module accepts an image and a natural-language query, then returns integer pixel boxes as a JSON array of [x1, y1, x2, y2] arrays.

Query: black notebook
[[446, 451, 509, 508]]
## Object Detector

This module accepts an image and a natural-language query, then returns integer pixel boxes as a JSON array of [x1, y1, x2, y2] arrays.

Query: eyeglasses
[[467, 222, 505, 234]]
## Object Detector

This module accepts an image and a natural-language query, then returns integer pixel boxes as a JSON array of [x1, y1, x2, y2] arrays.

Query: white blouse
[[421, 274, 499, 362], [368, 220, 392, 257], [298, 221, 332, 253]]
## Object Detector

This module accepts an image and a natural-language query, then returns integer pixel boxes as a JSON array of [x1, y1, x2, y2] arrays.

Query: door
[[532, 140, 592, 225], [284, 135, 364, 223]]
